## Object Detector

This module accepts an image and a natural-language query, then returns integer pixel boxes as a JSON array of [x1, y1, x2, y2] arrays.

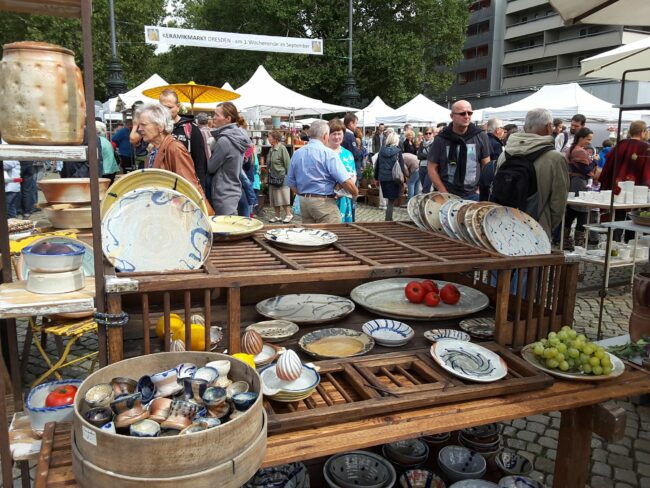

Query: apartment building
[[444, 0, 650, 107]]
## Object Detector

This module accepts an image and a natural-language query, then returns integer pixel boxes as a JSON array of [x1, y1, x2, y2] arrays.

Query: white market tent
[[355, 96, 395, 127], [481, 83, 637, 122], [375, 94, 449, 125], [233, 65, 356, 117], [548, 0, 650, 26], [102, 73, 167, 120], [580, 36, 650, 82]]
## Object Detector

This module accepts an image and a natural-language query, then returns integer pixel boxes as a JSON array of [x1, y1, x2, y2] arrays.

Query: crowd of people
[[3, 94, 649, 247]]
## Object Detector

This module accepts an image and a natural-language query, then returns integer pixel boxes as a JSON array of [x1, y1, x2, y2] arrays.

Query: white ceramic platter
[[362, 319, 415, 347], [464, 202, 497, 248], [408, 194, 427, 230], [101, 188, 212, 272], [430, 339, 508, 383], [350, 278, 490, 320], [470, 204, 498, 251], [256, 294, 355, 324], [298, 328, 375, 359], [459, 318, 495, 339], [424, 329, 471, 343], [482, 206, 551, 256], [210, 215, 263, 241], [264, 227, 338, 251], [520, 344, 625, 382], [245, 320, 300, 343], [438, 200, 458, 238]]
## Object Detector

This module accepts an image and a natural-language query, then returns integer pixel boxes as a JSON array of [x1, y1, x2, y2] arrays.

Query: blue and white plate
[[482, 206, 551, 256], [430, 339, 508, 383], [424, 328, 471, 343], [101, 188, 212, 272], [362, 319, 414, 347], [256, 294, 355, 324], [264, 227, 338, 251]]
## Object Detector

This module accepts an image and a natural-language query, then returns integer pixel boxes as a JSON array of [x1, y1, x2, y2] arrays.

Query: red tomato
[[440, 284, 461, 305], [424, 291, 441, 307], [421, 280, 438, 294], [404, 281, 426, 303], [45, 385, 78, 407]]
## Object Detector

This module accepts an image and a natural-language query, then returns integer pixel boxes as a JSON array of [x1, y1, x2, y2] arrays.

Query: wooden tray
[[264, 343, 553, 434]]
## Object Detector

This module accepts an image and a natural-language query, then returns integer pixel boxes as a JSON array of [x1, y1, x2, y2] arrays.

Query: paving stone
[[614, 468, 638, 485], [608, 444, 630, 456], [640, 477, 650, 488], [516, 430, 538, 443], [506, 438, 527, 450], [527, 421, 546, 435], [527, 414, 551, 426], [527, 443, 543, 455], [636, 439, 650, 452], [546, 448, 556, 461], [591, 437, 603, 448], [639, 464, 650, 478], [617, 484, 635, 488], [511, 418, 527, 430], [592, 461, 612, 478], [538, 436, 557, 449], [592, 448, 609, 463], [502, 426, 517, 437], [535, 456, 555, 474], [591, 476, 614, 488], [609, 454, 634, 470]]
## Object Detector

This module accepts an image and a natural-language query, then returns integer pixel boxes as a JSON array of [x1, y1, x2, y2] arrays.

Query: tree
[[152, 0, 470, 107], [0, 0, 166, 100]]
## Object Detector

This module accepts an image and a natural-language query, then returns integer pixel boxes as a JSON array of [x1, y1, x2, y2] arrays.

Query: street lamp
[[341, 0, 360, 107], [106, 0, 128, 98]]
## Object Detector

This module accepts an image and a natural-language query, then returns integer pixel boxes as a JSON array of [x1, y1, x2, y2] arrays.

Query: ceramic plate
[[210, 215, 263, 241], [264, 227, 338, 251], [424, 329, 471, 343], [422, 193, 460, 233], [430, 339, 508, 383], [455, 202, 478, 245], [459, 318, 495, 339], [417, 192, 439, 231], [362, 319, 415, 347], [101, 188, 212, 272], [482, 206, 551, 256], [260, 363, 320, 395], [465, 202, 497, 248], [254, 343, 281, 367], [269, 389, 316, 403], [439, 200, 458, 238], [298, 328, 375, 359], [446, 200, 472, 240], [16, 236, 94, 280], [101, 168, 208, 217], [256, 294, 355, 324], [350, 278, 490, 320], [408, 194, 427, 230], [245, 320, 299, 343], [520, 344, 625, 382], [471, 204, 498, 251]]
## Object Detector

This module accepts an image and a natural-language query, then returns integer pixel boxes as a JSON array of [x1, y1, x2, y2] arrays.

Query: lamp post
[[106, 0, 128, 98], [341, 0, 360, 107]]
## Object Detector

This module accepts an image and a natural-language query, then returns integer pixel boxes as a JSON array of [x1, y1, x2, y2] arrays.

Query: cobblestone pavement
[[7, 199, 650, 487]]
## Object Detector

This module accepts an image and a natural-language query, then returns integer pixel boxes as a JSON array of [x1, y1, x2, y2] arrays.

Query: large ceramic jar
[[0, 41, 85, 145]]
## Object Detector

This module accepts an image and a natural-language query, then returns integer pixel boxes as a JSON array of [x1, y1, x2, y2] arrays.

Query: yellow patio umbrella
[[142, 81, 240, 114]]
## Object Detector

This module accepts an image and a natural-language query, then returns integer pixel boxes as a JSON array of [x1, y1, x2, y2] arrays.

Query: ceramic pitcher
[[0, 41, 85, 145]]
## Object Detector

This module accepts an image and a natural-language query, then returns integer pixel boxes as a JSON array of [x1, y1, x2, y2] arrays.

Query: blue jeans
[[237, 171, 257, 217], [464, 192, 480, 202], [407, 171, 421, 201], [20, 174, 36, 215], [6, 192, 20, 218], [418, 166, 431, 193]]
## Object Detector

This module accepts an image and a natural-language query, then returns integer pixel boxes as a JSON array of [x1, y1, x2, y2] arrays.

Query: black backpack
[[489, 145, 554, 214]]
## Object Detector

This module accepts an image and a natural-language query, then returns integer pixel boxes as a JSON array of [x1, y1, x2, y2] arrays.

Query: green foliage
[[0, 0, 166, 100]]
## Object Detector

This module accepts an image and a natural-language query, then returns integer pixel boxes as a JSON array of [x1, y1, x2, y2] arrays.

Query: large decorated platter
[[256, 294, 355, 324], [210, 215, 263, 241], [430, 339, 508, 383], [101, 188, 212, 272], [298, 328, 375, 359], [264, 227, 338, 251], [482, 206, 551, 256], [520, 344, 625, 381], [350, 278, 489, 320]]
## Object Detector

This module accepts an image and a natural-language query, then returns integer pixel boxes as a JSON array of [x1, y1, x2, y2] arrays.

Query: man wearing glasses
[[427, 100, 490, 200]]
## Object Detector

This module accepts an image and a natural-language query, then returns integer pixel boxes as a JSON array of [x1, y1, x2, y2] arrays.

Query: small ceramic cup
[[83, 407, 114, 428], [192, 366, 219, 384], [113, 393, 149, 429], [136, 375, 156, 404], [175, 362, 197, 380], [206, 360, 231, 378], [161, 400, 199, 431], [225, 381, 249, 400], [232, 392, 258, 412], [110, 392, 143, 415], [183, 378, 209, 405], [110, 377, 137, 397], [130, 419, 161, 438], [151, 368, 181, 398], [84, 383, 114, 409], [148, 397, 173, 423], [179, 421, 209, 435], [100, 421, 116, 434], [202, 387, 229, 419]]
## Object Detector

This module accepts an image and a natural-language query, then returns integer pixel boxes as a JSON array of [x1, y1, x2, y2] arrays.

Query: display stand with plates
[[256, 294, 355, 324], [430, 339, 508, 383], [264, 227, 338, 251]]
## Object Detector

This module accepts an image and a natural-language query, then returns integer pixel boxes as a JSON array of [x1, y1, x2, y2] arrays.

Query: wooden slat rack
[[264, 344, 553, 434]]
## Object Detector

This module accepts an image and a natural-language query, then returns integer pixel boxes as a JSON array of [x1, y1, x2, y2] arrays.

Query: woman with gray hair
[[374, 131, 406, 221], [135, 103, 210, 212]]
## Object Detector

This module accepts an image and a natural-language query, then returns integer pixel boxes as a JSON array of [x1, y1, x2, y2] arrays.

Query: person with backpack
[[374, 132, 406, 221], [491, 108, 569, 238]]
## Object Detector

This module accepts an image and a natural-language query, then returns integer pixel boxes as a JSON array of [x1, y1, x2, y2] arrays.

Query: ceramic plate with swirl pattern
[[430, 339, 507, 382], [101, 188, 212, 272], [256, 294, 355, 324], [264, 227, 338, 251], [408, 194, 428, 230], [482, 206, 551, 256]]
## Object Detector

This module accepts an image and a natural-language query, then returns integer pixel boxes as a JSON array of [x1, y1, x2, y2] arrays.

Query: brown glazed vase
[[0, 41, 85, 145], [630, 272, 650, 341]]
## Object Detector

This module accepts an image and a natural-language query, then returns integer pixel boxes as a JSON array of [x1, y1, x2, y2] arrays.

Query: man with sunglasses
[[427, 100, 490, 200]]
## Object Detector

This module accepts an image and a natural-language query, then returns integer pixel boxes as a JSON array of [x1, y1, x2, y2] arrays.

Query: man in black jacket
[[342, 112, 363, 182]]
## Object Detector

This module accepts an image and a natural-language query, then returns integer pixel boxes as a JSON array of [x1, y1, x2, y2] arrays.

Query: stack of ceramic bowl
[[22, 241, 86, 294], [438, 445, 487, 483], [244, 462, 310, 488], [382, 438, 430, 469], [458, 424, 502, 468], [260, 350, 320, 402], [323, 451, 396, 488], [38, 178, 111, 229]]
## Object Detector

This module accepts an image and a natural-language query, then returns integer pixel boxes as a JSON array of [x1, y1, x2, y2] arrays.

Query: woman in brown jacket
[[135, 103, 212, 214]]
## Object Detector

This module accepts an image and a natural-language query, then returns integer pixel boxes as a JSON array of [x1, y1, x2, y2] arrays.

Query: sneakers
[[269, 217, 281, 223], [282, 215, 294, 223]]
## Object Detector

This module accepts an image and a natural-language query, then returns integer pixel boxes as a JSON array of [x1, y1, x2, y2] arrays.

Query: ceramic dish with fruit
[[521, 326, 625, 381], [26, 379, 82, 432]]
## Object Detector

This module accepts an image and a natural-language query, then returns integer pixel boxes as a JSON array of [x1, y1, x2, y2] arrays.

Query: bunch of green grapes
[[531, 326, 613, 376]]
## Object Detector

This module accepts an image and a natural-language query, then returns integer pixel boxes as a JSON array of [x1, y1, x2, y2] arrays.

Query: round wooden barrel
[[73, 352, 265, 482], [72, 411, 267, 488]]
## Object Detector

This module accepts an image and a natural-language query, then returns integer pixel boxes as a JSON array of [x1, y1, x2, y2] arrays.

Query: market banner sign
[[145, 26, 323, 56]]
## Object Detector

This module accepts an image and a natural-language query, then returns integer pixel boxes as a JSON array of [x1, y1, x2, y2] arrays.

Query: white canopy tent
[[102, 74, 168, 121], [375, 94, 449, 125], [580, 36, 650, 82], [481, 83, 643, 122], [548, 0, 650, 25], [355, 96, 395, 128], [233, 65, 356, 117]]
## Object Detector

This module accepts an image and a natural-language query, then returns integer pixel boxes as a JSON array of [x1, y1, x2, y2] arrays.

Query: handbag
[[391, 158, 405, 184], [268, 171, 285, 187]]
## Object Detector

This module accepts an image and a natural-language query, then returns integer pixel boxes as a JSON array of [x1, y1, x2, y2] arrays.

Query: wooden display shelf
[[0, 145, 87, 161], [265, 344, 553, 434]]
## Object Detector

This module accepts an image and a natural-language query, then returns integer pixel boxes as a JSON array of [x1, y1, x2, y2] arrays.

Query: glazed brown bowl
[[38, 178, 110, 203]]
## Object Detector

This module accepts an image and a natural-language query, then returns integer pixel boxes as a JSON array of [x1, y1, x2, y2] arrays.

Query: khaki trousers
[[299, 197, 341, 224]]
